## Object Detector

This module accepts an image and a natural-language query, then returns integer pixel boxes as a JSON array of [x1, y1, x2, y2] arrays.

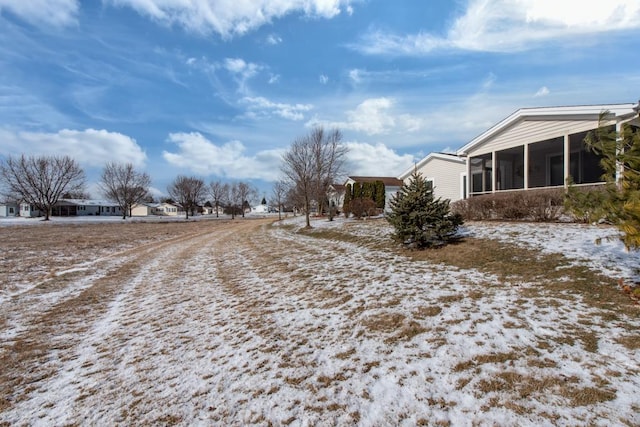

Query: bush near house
[[350, 198, 377, 219], [575, 116, 640, 249], [344, 180, 386, 218], [452, 188, 565, 222], [564, 184, 610, 223]]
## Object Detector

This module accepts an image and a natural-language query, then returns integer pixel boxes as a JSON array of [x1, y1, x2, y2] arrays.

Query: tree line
[[0, 156, 262, 221], [0, 125, 350, 224]]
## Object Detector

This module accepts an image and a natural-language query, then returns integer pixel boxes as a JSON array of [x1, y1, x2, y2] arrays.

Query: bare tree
[[281, 127, 347, 228], [62, 190, 92, 199], [225, 181, 256, 219], [271, 179, 289, 220], [228, 182, 240, 219], [209, 180, 229, 218], [167, 176, 206, 219], [0, 154, 85, 220], [236, 181, 256, 218], [99, 162, 151, 219], [310, 128, 347, 216]]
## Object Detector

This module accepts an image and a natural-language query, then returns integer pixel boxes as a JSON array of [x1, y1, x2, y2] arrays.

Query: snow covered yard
[[0, 217, 638, 426]]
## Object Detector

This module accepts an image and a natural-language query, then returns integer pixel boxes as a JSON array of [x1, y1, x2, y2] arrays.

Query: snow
[[1, 217, 639, 426], [0, 214, 230, 226]]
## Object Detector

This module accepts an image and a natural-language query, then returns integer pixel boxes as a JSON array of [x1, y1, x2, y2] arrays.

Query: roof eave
[[457, 103, 638, 156]]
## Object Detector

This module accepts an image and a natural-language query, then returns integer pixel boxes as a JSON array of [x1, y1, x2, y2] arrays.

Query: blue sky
[[1, 0, 639, 200]]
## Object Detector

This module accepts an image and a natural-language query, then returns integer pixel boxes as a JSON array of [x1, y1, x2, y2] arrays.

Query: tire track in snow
[[0, 220, 238, 420]]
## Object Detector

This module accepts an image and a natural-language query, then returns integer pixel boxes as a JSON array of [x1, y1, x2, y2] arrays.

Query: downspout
[[615, 121, 623, 187], [524, 143, 529, 190], [491, 151, 497, 193], [563, 134, 570, 189]]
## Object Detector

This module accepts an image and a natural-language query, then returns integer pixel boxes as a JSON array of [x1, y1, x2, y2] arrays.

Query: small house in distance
[[327, 183, 346, 213], [51, 199, 123, 216], [0, 202, 19, 217], [131, 202, 181, 217], [397, 153, 467, 202]]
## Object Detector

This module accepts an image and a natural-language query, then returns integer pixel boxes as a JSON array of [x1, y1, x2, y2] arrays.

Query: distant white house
[[15, 199, 124, 217], [155, 202, 180, 216], [251, 203, 270, 214], [52, 199, 123, 216], [0, 202, 19, 217], [398, 153, 467, 202], [131, 202, 182, 217], [19, 203, 41, 217], [327, 183, 346, 213]]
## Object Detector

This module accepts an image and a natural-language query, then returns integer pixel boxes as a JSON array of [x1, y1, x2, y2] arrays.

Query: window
[[470, 153, 493, 194], [426, 178, 434, 190]]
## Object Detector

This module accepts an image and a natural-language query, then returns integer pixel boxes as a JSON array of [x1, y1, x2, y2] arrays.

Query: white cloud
[[349, 69, 362, 84], [162, 132, 282, 181], [106, 0, 357, 38], [483, 72, 497, 90], [319, 74, 329, 84], [344, 141, 415, 177], [351, 30, 445, 56], [352, 0, 640, 55], [308, 97, 424, 136], [222, 57, 263, 94], [0, 128, 147, 167], [224, 57, 261, 78], [534, 86, 550, 97], [0, 0, 79, 27], [266, 34, 282, 45], [268, 74, 280, 84], [241, 96, 313, 121]]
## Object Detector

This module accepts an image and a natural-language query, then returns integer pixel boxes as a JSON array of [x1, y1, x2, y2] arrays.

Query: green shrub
[[387, 171, 463, 249]]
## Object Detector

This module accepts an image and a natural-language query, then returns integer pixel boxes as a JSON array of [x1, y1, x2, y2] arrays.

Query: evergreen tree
[[581, 111, 640, 249], [362, 182, 374, 200], [353, 182, 362, 199], [387, 171, 463, 249], [374, 180, 386, 209], [343, 183, 352, 217]]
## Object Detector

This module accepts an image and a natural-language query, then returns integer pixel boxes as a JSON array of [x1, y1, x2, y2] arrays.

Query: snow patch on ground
[[1, 217, 639, 426]]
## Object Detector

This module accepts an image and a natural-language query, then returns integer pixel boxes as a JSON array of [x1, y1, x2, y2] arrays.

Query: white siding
[[469, 118, 604, 157], [0, 205, 18, 217], [131, 205, 153, 216], [411, 157, 466, 202]]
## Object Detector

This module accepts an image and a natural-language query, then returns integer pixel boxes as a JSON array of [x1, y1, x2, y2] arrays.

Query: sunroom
[[458, 103, 640, 197]]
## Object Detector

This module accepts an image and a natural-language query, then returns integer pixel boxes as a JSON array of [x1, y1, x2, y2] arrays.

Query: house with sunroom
[[51, 199, 123, 216], [456, 103, 640, 197], [398, 153, 467, 202]]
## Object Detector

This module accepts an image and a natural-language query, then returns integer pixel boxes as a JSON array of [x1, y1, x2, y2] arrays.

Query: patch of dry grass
[[361, 312, 408, 333], [615, 335, 640, 350], [359, 312, 428, 344], [475, 371, 616, 406], [303, 223, 637, 317], [413, 306, 442, 318]]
